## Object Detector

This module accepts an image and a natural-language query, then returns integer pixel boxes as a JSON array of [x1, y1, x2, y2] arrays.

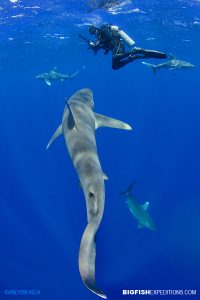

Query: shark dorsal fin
[[66, 101, 79, 131], [169, 53, 176, 60], [94, 113, 132, 130], [142, 202, 149, 210]]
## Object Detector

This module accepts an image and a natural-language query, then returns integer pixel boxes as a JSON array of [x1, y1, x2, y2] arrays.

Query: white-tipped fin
[[44, 79, 51, 86], [46, 124, 62, 150], [142, 201, 149, 211], [94, 113, 132, 130]]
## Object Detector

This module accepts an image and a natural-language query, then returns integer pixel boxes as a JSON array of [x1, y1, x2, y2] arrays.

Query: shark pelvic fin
[[142, 201, 149, 211], [94, 113, 132, 130], [102, 172, 109, 180], [45, 79, 51, 86], [46, 124, 62, 150]]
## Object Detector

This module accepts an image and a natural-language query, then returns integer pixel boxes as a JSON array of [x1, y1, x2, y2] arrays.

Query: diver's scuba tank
[[111, 25, 135, 48]]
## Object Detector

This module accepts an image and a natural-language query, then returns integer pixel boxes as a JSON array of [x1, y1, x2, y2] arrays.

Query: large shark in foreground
[[120, 181, 156, 231], [142, 54, 195, 74], [36, 67, 79, 85], [47, 89, 132, 298]]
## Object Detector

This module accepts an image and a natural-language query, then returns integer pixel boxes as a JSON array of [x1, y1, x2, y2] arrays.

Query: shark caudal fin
[[69, 69, 80, 79], [119, 181, 136, 196], [46, 124, 62, 150], [94, 113, 132, 130], [142, 62, 157, 74], [64, 69, 80, 80], [79, 224, 107, 299]]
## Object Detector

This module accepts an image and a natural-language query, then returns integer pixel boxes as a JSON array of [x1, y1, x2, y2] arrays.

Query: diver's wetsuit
[[79, 25, 167, 70]]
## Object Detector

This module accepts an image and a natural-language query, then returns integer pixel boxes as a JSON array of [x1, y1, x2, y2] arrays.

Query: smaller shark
[[87, 0, 123, 11], [142, 54, 195, 74], [120, 181, 156, 231], [36, 67, 79, 86]]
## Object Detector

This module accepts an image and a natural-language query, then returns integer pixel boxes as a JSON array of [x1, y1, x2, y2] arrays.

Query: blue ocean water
[[0, 0, 200, 299]]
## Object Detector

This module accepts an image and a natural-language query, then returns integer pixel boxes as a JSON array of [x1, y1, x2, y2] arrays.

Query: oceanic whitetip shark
[[36, 66, 79, 86], [120, 181, 156, 231], [142, 54, 195, 74], [47, 88, 132, 298]]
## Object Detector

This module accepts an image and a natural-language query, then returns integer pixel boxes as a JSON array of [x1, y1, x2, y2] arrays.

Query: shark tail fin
[[69, 69, 80, 79], [119, 181, 136, 196], [46, 124, 62, 150], [142, 62, 157, 74], [79, 224, 107, 299], [169, 53, 176, 60], [65, 70, 80, 79], [94, 113, 132, 130]]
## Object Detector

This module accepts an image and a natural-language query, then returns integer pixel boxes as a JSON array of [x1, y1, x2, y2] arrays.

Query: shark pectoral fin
[[45, 79, 51, 86], [94, 113, 132, 130], [142, 201, 149, 210], [46, 124, 62, 150]]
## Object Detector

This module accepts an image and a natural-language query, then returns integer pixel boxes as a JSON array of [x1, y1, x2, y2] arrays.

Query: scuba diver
[[79, 24, 167, 70]]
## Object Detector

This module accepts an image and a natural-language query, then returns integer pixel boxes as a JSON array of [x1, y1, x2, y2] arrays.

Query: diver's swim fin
[[132, 47, 167, 59], [144, 50, 167, 59]]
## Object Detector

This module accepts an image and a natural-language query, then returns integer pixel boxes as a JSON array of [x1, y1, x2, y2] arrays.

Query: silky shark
[[36, 67, 79, 86], [47, 88, 132, 298], [142, 54, 195, 74], [120, 181, 156, 231]]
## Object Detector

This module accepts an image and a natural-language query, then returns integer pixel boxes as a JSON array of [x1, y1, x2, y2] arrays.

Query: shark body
[[87, 0, 122, 11], [142, 54, 195, 74], [36, 67, 79, 85], [120, 181, 156, 231], [47, 88, 132, 298]]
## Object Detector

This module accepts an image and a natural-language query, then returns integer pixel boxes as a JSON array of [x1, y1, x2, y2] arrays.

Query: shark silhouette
[[142, 54, 195, 74], [36, 67, 79, 85], [47, 88, 132, 298], [120, 181, 156, 231]]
